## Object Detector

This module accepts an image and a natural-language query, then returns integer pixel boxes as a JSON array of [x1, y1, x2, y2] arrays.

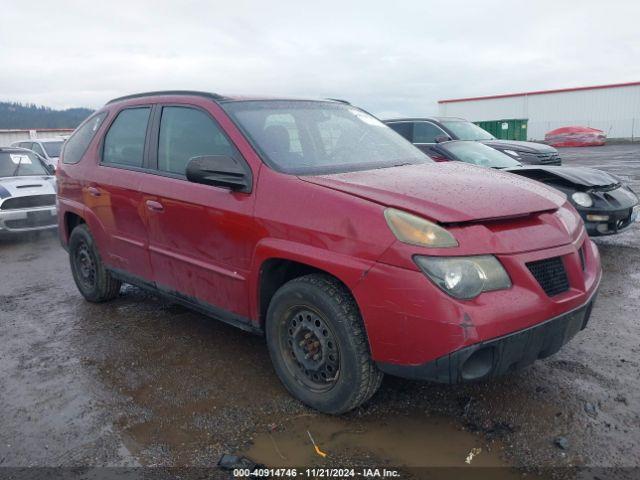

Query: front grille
[[5, 212, 56, 229], [526, 256, 570, 296], [1, 194, 56, 210], [536, 152, 561, 165]]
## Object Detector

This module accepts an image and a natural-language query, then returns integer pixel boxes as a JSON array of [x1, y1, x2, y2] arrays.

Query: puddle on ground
[[245, 414, 523, 478]]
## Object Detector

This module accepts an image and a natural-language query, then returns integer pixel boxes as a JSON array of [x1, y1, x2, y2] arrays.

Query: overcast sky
[[1, 0, 638, 117]]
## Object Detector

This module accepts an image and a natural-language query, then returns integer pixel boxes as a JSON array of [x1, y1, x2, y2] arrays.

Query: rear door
[[140, 103, 256, 319], [88, 106, 154, 282]]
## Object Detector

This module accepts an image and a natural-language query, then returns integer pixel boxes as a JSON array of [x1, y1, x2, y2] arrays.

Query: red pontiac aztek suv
[[57, 91, 601, 414]]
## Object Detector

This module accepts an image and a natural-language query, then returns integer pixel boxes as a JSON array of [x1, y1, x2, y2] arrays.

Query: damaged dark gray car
[[417, 140, 639, 236]]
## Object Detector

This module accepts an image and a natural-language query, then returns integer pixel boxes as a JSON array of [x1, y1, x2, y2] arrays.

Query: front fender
[[248, 237, 378, 324]]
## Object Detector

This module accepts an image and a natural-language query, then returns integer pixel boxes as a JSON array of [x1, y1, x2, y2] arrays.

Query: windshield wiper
[[12, 155, 24, 176]]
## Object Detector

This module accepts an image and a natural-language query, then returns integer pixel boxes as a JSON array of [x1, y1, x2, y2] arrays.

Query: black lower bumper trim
[[377, 297, 596, 384]]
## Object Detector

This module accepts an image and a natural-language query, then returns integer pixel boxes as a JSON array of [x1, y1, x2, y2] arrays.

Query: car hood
[[481, 139, 557, 154], [301, 162, 565, 223], [0, 175, 56, 199], [504, 166, 619, 189]]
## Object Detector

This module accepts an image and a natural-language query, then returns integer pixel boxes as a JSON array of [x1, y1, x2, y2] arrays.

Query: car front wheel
[[266, 274, 382, 414]]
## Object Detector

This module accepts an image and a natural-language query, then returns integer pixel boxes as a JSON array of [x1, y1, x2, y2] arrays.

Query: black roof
[[106, 90, 227, 105], [106, 91, 354, 106]]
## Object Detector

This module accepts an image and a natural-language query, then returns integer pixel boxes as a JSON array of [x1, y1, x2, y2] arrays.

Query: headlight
[[384, 208, 458, 248], [571, 192, 593, 208], [503, 149, 520, 158], [414, 255, 512, 299]]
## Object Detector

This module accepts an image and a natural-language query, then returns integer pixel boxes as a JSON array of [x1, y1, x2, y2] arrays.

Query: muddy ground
[[0, 144, 639, 478]]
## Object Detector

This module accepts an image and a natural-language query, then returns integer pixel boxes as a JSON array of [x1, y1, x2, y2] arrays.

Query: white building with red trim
[[438, 81, 640, 142]]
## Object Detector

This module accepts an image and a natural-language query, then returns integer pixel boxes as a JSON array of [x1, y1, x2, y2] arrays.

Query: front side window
[[223, 101, 429, 175], [0, 151, 49, 177], [157, 106, 238, 175], [413, 122, 447, 143], [103, 108, 150, 167], [63, 112, 107, 164], [441, 120, 495, 141]]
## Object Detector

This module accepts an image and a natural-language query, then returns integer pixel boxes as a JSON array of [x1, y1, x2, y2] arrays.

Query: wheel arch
[[250, 239, 376, 327]]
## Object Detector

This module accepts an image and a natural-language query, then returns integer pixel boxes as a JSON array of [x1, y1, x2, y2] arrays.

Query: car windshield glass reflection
[[0, 152, 49, 177], [223, 101, 431, 175], [441, 120, 495, 141], [440, 141, 522, 168]]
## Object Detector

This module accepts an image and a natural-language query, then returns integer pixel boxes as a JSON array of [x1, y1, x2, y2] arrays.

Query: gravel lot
[[1, 144, 638, 477]]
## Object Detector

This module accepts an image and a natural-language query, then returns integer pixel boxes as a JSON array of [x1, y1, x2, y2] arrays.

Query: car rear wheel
[[266, 274, 383, 414], [69, 224, 121, 302]]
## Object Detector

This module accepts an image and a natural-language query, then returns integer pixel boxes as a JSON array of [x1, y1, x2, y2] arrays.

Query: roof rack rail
[[325, 98, 351, 105], [106, 90, 225, 105]]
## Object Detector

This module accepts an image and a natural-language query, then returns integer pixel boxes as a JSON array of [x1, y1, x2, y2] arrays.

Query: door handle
[[145, 200, 164, 212], [86, 186, 101, 197]]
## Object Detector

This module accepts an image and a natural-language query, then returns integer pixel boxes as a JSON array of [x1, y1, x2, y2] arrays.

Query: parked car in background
[[57, 91, 600, 414], [385, 117, 562, 165], [422, 140, 638, 236], [0, 147, 57, 233], [11, 138, 65, 169]]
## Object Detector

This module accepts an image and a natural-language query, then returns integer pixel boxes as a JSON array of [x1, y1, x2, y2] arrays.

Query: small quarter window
[[158, 106, 238, 175], [103, 108, 151, 167], [62, 112, 107, 164]]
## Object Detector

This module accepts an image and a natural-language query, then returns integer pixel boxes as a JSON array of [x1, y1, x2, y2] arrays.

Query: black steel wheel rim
[[281, 307, 340, 392], [75, 240, 96, 289]]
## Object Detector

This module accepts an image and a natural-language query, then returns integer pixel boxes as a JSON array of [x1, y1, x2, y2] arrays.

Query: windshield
[[222, 101, 430, 175], [42, 141, 64, 157], [439, 141, 522, 168], [0, 151, 49, 177], [441, 120, 495, 141]]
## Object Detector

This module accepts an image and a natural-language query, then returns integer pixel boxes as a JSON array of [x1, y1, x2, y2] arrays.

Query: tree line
[[0, 102, 94, 129]]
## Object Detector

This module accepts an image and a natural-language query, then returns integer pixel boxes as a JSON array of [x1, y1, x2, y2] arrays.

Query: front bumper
[[582, 205, 639, 236], [0, 206, 58, 232], [353, 233, 601, 368], [377, 288, 597, 383]]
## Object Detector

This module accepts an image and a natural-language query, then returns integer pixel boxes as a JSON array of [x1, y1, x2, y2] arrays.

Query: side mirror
[[434, 135, 452, 144], [186, 155, 252, 193], [45, 164, 56, 175]]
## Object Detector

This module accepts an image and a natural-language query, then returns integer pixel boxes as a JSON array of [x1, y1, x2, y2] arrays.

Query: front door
[[140, 104, 257, 319]]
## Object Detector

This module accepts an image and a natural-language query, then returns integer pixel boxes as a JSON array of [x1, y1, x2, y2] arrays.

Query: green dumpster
[[474, 119, 528, 141]]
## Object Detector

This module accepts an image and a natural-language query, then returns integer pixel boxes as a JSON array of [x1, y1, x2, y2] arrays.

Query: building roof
[[438, 81, 640, 104]]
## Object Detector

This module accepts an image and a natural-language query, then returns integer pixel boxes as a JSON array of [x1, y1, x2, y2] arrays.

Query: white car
[[11, 137, 65, 169], [0, 147, 57, 233]]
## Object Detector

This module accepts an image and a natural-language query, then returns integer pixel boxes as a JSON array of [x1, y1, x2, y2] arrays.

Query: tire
[[68, 223, 121, 302], [266, 274, 383, 414]]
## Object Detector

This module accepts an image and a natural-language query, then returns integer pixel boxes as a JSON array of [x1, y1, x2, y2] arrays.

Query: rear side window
[[387, 122, 413, 141], [62, 112, 107, 164], [413, 122, 446, 143], [158, 106, 237, 175], [103, 108, 151, 168]]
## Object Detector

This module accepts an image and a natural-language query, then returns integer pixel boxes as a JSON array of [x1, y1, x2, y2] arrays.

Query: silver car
[[11, 137, 65, 169], [0, 147, 57, 233]]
